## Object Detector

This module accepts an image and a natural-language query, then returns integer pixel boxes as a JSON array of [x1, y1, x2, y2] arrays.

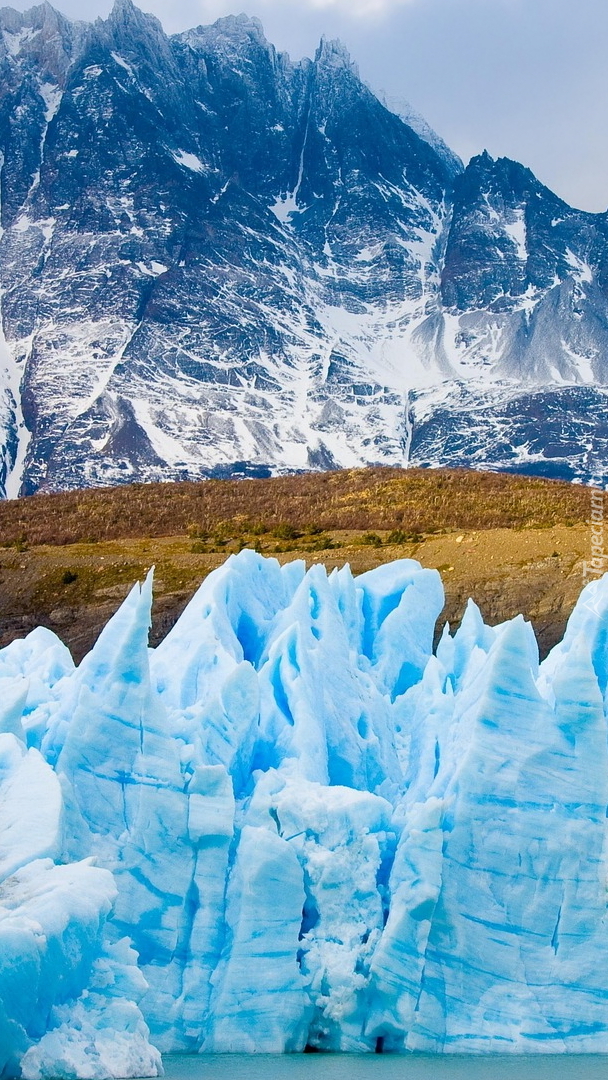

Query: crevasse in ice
[[2, 551, 608, 1075]]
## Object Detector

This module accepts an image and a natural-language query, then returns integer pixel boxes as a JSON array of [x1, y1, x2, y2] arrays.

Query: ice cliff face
[[3, 550, 608, 1074], [0, 1, 607, 496]]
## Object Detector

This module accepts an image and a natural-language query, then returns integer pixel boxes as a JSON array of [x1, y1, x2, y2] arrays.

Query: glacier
[[2, 549, 608, 1074]]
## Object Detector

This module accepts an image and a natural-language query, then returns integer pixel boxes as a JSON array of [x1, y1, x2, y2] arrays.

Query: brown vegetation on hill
[[0, 469, 597, 665], [0, 468, 590, 547]]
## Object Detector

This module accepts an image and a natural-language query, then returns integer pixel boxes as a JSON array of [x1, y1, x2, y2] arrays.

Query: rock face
[[4, 551, 608, 1067], [0, 0, 607, 496]]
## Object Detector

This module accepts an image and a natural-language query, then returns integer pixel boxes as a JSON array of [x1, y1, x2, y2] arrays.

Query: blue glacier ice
[[2, 550, 608, 1074]]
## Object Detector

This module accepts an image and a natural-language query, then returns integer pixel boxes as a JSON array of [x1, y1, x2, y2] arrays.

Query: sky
[[10, 0, 608, 212]]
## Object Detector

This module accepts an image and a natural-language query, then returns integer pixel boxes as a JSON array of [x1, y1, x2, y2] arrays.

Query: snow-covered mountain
[[0, 0, 607, 496]]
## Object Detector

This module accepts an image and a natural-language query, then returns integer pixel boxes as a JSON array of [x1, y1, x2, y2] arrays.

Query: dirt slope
[[0, 517, 592, 662]]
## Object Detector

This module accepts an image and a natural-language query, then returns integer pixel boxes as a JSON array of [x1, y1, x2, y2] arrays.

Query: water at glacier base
[[162, 1054, 608, 1080]]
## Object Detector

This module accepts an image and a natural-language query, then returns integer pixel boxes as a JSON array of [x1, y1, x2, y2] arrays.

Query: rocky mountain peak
[[0, 0, 73, 57], [182, 12, 273, 58], [210, 12, 267, 39], [314, 34, 357, 74], [0, 1, 607, 497], [103, 0, 167, 50], [0, 1, 57, 33], [0, 1, 76, 99], [106, 0, 161, 29]]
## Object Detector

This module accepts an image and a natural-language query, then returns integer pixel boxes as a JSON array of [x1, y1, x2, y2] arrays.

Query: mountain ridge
[[0, 1, 607, 496]]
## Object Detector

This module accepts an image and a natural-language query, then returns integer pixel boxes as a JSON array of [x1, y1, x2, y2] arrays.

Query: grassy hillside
[[0, 468, 596, 663], [0, 467, 589, 546]]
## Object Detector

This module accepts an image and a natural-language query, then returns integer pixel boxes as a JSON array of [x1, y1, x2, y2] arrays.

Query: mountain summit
[[0, 3, 607, 496]]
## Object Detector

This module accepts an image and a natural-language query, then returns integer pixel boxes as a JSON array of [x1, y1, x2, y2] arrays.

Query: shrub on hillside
[[272, 523, 301, 541], [358, 532, 383, 548]]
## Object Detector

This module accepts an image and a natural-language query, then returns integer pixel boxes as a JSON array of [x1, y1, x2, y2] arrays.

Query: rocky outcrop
[[0, 2, 607, 496]]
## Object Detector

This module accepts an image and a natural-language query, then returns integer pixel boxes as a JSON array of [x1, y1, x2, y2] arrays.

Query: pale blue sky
[[9, 0, 608, 212]]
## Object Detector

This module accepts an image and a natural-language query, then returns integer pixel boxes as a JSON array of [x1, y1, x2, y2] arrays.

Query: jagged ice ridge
[[2, 550, 608, 1075]]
